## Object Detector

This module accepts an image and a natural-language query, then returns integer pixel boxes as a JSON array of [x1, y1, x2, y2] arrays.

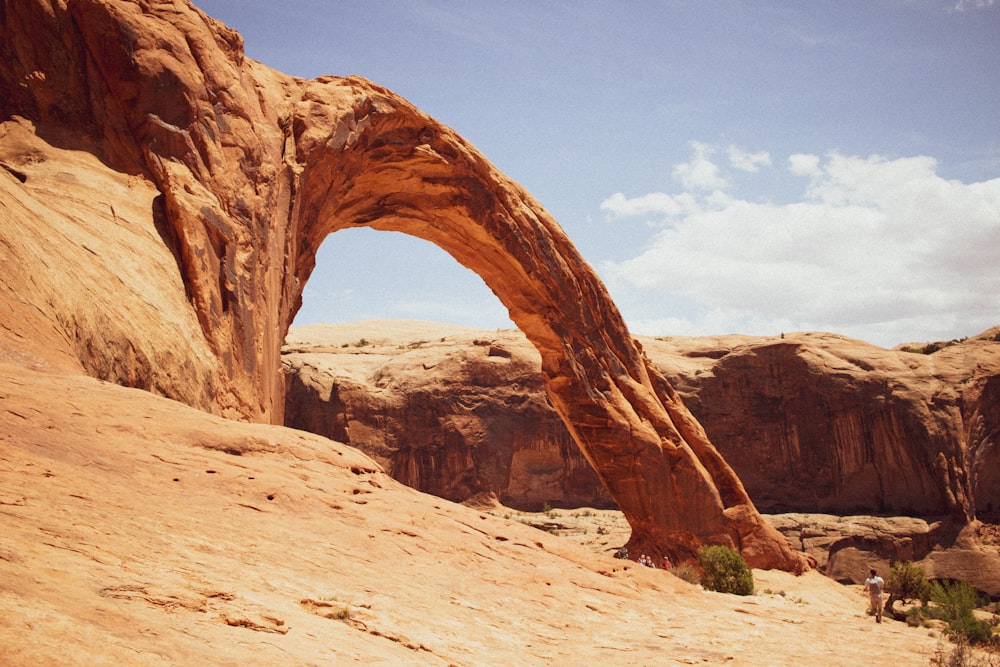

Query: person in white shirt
[[864, 568, 885, 623]]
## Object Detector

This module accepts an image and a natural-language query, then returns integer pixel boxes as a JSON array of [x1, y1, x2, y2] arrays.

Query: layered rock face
[[284, 326, 1000, 522], [0, 1, 803, 570], [648, 331, 1000, 522]]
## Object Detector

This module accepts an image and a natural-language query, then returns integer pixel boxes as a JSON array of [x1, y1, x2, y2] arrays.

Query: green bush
[[929, 580, 997, 646], [886, 560, 930, 620], [930, 580, 981, 623], [889, 561, 930, 604], [697, 545, 754, 596]]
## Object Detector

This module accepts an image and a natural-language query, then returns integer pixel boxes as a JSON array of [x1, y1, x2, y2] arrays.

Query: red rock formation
[[282, 322, 613, 510], [283, 324, 1000, 522], [0, 0, 805, 570], [646, 330, 1000, 522], [770, 514, 1000, 597]]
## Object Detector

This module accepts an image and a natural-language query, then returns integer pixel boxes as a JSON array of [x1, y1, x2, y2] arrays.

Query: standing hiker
[[864, 568, 885, 623]]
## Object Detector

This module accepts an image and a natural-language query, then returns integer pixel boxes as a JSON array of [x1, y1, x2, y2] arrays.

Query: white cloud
[[671, 141, 728, 191], [950, 0, 995, 11], [600, 191, 701, 220], [727, 145, 771, 173], [600, 151, 1000, 347], [789, 153, 821, 177]]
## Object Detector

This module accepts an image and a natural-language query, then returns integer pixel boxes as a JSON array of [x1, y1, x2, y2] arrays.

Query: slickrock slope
[[0, 362, 949, 666], [0, 0, 803, 569]]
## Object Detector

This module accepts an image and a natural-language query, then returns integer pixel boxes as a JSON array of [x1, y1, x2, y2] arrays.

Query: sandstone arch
[[287, 77, 805, 570], [1, 0, 807, 570]]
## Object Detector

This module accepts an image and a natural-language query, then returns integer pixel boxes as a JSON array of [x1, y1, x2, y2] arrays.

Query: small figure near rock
[[864, 567, 885, 623], [614, 546, 628, 560], [662, 556, 672, 570]]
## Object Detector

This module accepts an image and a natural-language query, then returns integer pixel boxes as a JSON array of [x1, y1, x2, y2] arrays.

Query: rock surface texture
[[0, 361, 947, 666], [283, 321, 614, 511], [0, 0, 804, 569], [648, 331, 1000, 522]]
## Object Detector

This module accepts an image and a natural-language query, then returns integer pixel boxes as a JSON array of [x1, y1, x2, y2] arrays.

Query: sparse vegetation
[[670, 560, 702, 585], [696, 545, 754, 595], [887, 561, 931, 619], [353, 338, 370, 348], [930, 638, 1000, 667], [927, 580, 997, 647], [317, 597, 355, 621], [887, 563, 998, 649], [901, 338, 966, 355]]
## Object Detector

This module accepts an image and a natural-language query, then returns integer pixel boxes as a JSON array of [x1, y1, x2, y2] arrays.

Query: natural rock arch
[[287, 77, 805, 570], [1, 0, 807, 570]]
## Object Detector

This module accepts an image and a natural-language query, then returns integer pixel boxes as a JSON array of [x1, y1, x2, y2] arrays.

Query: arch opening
[[284, 227, 616, 511], [291, 227, 513, 330]]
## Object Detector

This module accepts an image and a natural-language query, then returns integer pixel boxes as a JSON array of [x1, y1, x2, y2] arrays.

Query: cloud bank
[[600, 143, 1000, 347]]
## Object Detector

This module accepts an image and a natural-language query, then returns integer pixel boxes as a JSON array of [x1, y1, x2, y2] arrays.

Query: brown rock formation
[[283, 324, 1000, 523], [282, 321, 612, 510], [0, 1, 804, 570], [646, 330, 1000, 522], [770, 514, 1000, 597]]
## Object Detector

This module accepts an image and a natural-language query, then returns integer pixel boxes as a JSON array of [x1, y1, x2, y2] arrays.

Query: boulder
[[769, 514, 1000, 597]]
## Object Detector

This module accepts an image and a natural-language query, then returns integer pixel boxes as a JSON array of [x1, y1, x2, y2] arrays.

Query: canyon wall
[[284, 325, 1000, 520]]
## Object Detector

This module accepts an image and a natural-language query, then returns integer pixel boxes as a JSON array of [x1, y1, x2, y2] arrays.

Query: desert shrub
[[905, 605, 924, 627], [930, 580, 981, 623], [929, 580, 997, 646], [889, 561, 930, 605], [930, 637, 1000, 667], [696, 545, 754, 596], [887, 560, 930, 620], [671, 560, 702, 585]]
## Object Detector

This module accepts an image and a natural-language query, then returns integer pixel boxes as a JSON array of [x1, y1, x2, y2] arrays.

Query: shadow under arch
[[287, 77, 807, 571]]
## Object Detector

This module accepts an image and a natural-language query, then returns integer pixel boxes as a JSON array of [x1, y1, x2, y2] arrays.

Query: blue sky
[[197, 0, 999, 347]]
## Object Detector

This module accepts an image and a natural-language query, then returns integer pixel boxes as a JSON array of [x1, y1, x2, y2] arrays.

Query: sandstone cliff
[[283, 322, 1000, 521], [283, 321, 612, 511], [648, 330, 1000, 522], [0, 0, 804, 570]]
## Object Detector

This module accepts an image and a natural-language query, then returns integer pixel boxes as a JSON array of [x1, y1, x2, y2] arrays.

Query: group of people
[[614, 547, 671, 570], [638, 553, 672, 569]]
